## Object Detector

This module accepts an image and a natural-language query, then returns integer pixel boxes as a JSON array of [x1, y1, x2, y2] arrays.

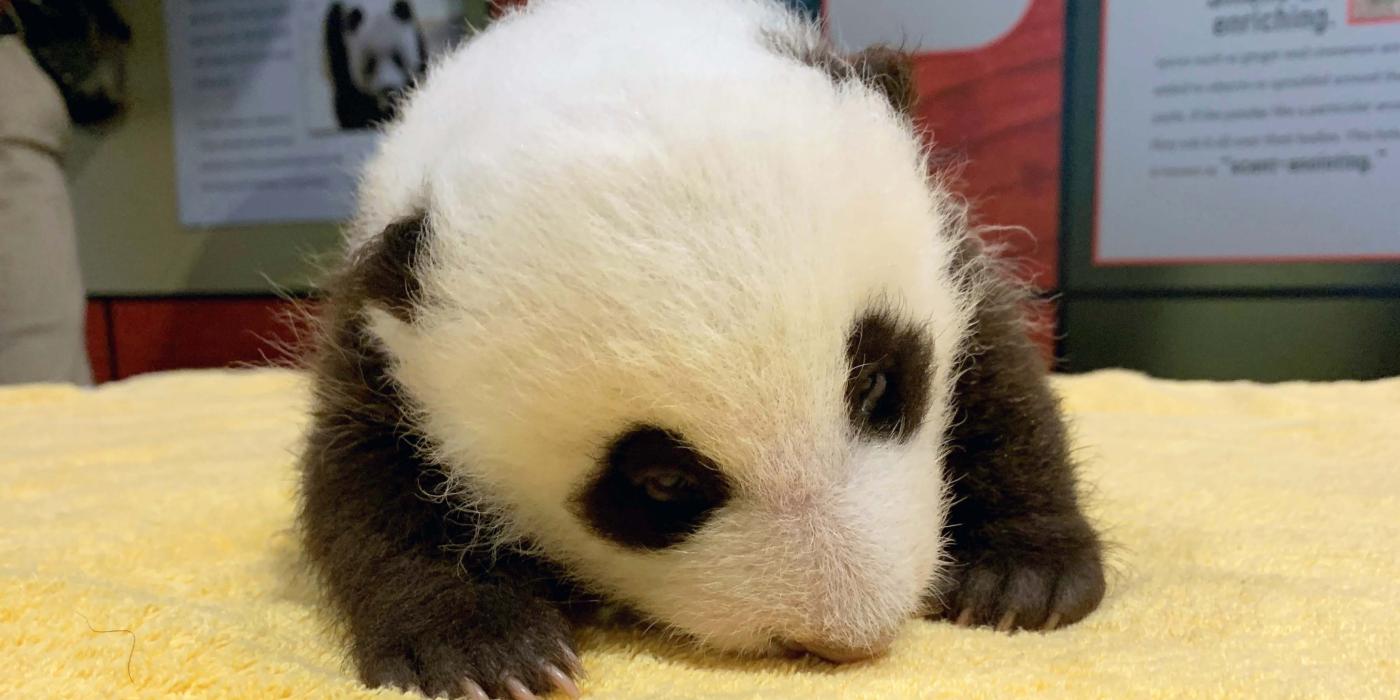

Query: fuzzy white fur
[[355, 0, 976, 655]]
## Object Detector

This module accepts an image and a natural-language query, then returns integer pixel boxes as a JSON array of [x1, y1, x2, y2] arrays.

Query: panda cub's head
[[325, 0, 427, 128], [346, 0, 976, 660]]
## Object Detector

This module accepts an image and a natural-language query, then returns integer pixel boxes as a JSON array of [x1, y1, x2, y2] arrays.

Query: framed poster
[[1061, 0, 1400, 292], [1059, 0, 1400, 380]]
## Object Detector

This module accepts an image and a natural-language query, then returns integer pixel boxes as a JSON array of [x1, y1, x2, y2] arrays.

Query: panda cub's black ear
[[346, 213, 430, 323], [792, 40, 919, 115], [392, 0, 414, 22], [849, 46, 918, 115]]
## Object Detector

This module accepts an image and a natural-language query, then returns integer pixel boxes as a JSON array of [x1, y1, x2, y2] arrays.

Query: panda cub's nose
[[783, 634, 893, 664]]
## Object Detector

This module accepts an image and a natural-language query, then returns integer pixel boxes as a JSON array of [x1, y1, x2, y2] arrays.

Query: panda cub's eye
[[845, 311, 933, 442], [633, 465, 699, 502], [575, 426, 732, 550], [852, 366, 890, 419]]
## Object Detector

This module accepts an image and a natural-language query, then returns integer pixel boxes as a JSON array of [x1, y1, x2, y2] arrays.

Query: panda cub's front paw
[[352, 590, 582, 699], [927, 541, 1105, 632]]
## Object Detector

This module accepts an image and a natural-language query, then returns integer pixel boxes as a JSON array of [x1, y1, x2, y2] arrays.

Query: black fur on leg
[[928, 241, 1106, 631], [297, 223, 584, 698]]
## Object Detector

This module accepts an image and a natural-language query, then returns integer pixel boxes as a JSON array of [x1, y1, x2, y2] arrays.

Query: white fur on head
[[356, 0, 975, 654]]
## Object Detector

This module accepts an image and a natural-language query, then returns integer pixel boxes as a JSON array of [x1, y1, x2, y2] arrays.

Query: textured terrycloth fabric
[[3, 369, 1397, 699]]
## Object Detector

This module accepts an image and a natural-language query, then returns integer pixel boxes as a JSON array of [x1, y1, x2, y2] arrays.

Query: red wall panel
[[912, 0, 1065, 291], [106, 298, 311, 380], [85, 300, 114, 383]]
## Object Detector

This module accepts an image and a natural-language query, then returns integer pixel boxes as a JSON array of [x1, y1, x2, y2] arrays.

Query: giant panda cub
[[298, 1, 1106, 698], [323, 0, 427, 129]]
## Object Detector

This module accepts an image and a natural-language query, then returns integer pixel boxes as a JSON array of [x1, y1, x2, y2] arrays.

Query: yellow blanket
[[3, 369, 1397, 699]]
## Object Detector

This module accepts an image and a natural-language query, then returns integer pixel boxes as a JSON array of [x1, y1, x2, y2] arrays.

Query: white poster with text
[[1097, 0, 1400, 264]]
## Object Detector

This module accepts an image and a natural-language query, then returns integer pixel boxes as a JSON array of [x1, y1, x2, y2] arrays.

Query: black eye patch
[[575, 426, 731, 550], [845, 310, 933, 442], [345, 7, 364, 33]]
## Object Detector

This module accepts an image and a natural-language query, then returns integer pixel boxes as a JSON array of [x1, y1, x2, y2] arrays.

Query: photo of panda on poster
[[300, 0, 490, 132]]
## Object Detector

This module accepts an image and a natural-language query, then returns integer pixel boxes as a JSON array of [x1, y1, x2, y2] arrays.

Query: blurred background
[[2, 0, 1397, 384]]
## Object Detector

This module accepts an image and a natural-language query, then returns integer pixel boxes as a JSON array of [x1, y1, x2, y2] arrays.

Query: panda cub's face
[[359, 0, 973, 661], [337, 0, 425, 110], [368, 134, 967, 660]]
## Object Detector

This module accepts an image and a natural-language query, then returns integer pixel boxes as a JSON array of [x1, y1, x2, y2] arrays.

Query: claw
[[460, 680, 490, 700], [543, 664, 581, 699], [558, 641, 584, 677], [503, 677, 537, 700], [995, 610, 1017, 632], [921, 600, 947, 619], [1042, 613, 1062, 632], [955, 608, 974, 627]]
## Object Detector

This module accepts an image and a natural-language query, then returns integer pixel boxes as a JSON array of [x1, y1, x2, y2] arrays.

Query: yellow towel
[[3, 369, 1397, 699]]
